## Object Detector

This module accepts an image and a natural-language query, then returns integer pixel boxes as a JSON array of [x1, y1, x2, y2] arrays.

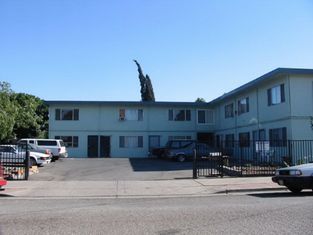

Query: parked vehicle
[[18, 139, 68, 160], [272, 163, 313, 193], [0, 145, 51, 167], [0, 163, 7, 191], [153, 140, 222, 162]]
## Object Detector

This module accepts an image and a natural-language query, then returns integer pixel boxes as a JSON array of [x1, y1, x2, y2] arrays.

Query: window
[[269, 127, 287, 147], [119, 109, 143, 121], [253, 129, 266, 141], [224, 103, 234, 118], [168, 136, 192, 141], [55, 136, 78, 148], [225, 134, 235, 148], [238, 97, 249, 115], [37, 140, 58, 146], [268, 84, 285, 106], [168, 109, 191, 121], [239, 132, 250, 147], [197, 110, 214, 124], [119, 136, 143, 148], [55, 109, 79, 121]]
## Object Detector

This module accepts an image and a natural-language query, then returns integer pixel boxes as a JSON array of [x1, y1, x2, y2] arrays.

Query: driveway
[[29, 158, 194, 181]]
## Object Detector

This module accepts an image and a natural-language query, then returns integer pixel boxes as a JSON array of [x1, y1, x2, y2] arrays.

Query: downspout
[[287, 75, 292, 139], [256, 87, 260, 133]]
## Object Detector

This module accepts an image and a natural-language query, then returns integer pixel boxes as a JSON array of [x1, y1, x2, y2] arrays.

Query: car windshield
[[0, 146, 16, 153]]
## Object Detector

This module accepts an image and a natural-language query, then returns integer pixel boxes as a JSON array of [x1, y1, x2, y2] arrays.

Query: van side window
[[29, 140, 34, 144], [37, 140, 57, 146]]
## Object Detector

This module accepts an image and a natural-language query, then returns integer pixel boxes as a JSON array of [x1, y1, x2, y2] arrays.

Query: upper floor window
[[55, 109, 79, 121], [168, 109, 191, 121], [238, 97, 249, 115], [119, 109, 143, 121], [197, 110, 214, 124], [267, 84, 285, 106], [224, 103, 234, 118]]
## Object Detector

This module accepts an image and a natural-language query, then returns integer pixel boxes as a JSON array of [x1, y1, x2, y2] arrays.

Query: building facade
[[47, 68, 313, 158], [47, 101, 215, 157]]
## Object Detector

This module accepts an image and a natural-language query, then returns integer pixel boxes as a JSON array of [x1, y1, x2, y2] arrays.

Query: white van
[[18, 139, 68, 160]]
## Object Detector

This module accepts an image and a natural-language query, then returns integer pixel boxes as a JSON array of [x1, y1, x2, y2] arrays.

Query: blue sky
[[1, 0, 313, 102]]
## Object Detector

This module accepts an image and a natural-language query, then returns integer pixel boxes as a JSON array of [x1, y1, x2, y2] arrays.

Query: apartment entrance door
[[88, 135, 111, 158]]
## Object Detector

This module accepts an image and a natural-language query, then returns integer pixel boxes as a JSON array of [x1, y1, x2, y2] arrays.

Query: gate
[[0, 143, 29, 180], [193, 140, 313, 179]]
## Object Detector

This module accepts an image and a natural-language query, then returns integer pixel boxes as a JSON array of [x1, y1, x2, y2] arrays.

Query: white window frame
[[197, 109, 214, 124], [224, 103, 234, 118], [55, 136, 78, 148], [168, 109, 191, 121], [55, 108, 79, 121], [119, 136, 143, 148], [268, 84, 285, 106], [119, 109, 143, 121], [238, 97, 249, 115]]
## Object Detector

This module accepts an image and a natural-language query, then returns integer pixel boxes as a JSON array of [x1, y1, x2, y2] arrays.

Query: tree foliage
[[0, 82, 16, 141], [134, 60, 155, 102], [0, 82, 48, 142], [195, 97, 206, 103]]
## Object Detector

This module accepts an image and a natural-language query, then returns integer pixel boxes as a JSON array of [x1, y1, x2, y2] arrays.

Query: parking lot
[[29, 158, 194, 181]]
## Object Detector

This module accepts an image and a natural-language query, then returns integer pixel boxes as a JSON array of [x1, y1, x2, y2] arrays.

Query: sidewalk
[[1, 177, 287, 198]]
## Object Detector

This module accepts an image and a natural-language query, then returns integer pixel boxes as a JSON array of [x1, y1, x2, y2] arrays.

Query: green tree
[[12, 93, 48, 139], [0, 81, 49, 142], [0, 82, 17, 141], [195, 97, 206, 103]]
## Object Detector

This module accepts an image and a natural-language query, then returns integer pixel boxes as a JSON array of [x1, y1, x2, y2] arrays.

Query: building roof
[[209, 68, 313, 104], [45, 100, 210, 108]]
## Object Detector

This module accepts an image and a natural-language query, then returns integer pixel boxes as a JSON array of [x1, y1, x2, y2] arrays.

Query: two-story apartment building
[[46, 101, 215, 157], [212, 68, 313, 145], [46, 68, 313, 158]]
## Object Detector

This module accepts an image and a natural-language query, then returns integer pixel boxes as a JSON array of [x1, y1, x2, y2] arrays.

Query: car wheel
[[29, 157, 37, 167], [176, 155, 186, 162], [287, 186, 302, 193]]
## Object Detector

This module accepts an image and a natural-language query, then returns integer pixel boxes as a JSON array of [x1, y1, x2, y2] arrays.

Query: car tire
[[176, 155, 186, 162], [287, 186, 302, 193], [29, 157, 37, 167]]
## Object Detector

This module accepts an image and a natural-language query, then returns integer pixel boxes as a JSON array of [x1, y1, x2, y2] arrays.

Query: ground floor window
[[119, 136, 143, 148], [168, 136, 192, 141], [239, 132, 250, 147], [225, 134, 235, 148], [55, 136, 78, 147], [269, 127, 287, 147]]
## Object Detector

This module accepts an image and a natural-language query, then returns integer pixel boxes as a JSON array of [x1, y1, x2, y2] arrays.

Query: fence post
[[25, 145, 29, 180], [192, 149, 197, 179]]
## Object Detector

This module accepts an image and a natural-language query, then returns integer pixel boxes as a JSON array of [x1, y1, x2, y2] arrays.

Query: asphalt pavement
[[1, 158, 293, 198]]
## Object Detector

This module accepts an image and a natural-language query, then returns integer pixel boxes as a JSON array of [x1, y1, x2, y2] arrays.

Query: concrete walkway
[[2, 177, 288, 198]]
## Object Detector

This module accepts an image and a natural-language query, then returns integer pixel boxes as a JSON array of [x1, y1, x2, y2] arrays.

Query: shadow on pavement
[[129, 158, 193, 172], [0, 193, 14, 197], [248, 191, 313, 198]]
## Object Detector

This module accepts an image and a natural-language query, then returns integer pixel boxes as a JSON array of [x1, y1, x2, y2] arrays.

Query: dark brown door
[[100, 136, 110, 158], [88, 135, 98, 158]]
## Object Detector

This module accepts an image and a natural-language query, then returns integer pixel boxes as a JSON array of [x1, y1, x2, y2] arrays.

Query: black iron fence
[[193, 140, 313, 178], [0, 143, 29, 180]]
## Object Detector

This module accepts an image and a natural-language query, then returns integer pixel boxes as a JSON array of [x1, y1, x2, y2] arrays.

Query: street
[[1, 193, 313, 235]]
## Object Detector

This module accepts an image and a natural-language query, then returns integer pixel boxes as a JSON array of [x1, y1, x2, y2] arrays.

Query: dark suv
[[152, 140, 221, 162]]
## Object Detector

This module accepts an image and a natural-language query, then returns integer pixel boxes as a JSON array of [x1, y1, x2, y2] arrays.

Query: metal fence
[[0, 143, 29, 180], [193, 140, 313, 178]]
